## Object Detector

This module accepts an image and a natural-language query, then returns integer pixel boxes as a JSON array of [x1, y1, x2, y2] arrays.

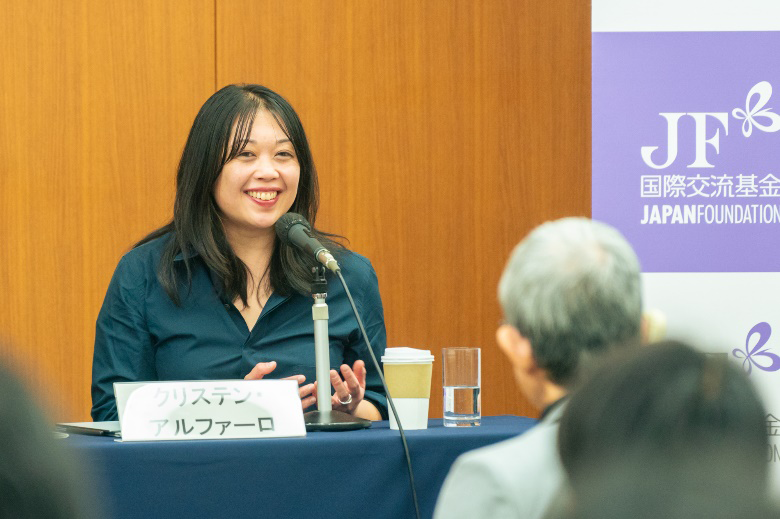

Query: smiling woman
[[90, 85, 387, 423], [214, 110, 300, 241]]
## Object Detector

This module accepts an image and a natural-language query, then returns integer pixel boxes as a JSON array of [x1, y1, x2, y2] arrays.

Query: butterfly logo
[[732, 322, 780, 375], [732, 81, 780, 137]]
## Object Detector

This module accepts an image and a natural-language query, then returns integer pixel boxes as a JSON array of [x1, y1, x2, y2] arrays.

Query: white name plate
[[113, 380, 306, 442]]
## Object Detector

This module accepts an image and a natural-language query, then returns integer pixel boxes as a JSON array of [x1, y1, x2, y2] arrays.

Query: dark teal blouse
[[91, 236, 387, 421]]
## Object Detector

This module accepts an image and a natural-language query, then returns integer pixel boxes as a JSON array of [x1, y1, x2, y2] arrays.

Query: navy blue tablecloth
[[63, 415, 536, 519]]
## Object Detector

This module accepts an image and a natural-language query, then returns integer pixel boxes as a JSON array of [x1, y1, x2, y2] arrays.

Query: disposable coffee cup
[[381, 347, 434, 430]]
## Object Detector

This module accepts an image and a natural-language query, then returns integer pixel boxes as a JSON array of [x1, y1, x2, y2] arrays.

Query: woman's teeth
[[248, 191, 278, 201]]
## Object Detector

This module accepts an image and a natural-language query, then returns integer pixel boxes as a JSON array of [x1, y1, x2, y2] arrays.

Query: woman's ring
[[338, 394, 353, 406]]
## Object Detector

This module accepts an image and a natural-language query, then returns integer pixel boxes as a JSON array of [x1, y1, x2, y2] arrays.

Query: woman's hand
[[313, 360, 381, 420], [244, 361, 315, 409], [330, 361, 366, 414]]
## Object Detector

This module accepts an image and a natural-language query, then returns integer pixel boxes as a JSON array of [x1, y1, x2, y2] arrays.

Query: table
[[64, 415, 536, 519]]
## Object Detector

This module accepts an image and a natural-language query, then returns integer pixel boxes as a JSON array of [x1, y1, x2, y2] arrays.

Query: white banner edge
[[592, 0, 780, 32]]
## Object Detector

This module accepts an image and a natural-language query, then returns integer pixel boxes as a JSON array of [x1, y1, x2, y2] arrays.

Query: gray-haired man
[[434, 217, 643, 519]]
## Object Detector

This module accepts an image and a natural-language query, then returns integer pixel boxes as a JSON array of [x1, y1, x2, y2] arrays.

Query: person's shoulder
[[336, 249, 375, 272], [334, 249, 378, 285], [456, 419, 561, 479], [120, 234, 170, 264], [113, 233, 172, 279], [448, 420, 565, 518], [466, 419, 559, 460]]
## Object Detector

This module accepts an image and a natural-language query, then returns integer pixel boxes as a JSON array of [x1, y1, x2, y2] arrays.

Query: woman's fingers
[[244, 361, 277, 380], [329, 365, 366, 413], [299, 383, 314, 398], [299, 382, 316, 409], [330, 369, 351, 403], [341, 362, 365, 395], [304, 363, 370, 413], [283, 374, 306, 385], [244, 363, 310, 407], [352, 360, 367, 387], [245, 362, 304, 384]]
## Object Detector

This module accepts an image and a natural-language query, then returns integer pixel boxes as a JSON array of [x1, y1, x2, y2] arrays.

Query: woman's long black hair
[[136, 84, 343, 306]]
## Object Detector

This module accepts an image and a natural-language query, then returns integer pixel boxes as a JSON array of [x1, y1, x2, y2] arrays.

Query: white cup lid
[[381, 347, 434, 364]]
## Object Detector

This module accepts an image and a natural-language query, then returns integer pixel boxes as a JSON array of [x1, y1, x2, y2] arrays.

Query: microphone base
[[304, 410, 371, 432]]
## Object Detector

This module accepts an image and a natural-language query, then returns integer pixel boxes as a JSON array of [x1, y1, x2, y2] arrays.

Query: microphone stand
[[304, 266, 371, 432]]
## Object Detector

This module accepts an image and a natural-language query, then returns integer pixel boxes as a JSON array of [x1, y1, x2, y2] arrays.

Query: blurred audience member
[[0, 360, 96, 518], [434, 217, 643, 519], [554, 340, 774, 519]]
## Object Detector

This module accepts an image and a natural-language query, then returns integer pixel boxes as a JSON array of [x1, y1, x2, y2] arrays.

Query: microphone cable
[[336, 270, 422, 519]]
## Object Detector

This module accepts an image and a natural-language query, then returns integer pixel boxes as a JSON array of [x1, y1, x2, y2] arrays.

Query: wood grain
[[0, 0, 589, 422], [0, 0, 215, 420], [217, 0, 592, 418]]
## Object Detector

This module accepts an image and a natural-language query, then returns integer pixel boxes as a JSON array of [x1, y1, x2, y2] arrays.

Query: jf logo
[[641, 81, 780, 169], [733, 322, 780, 375]]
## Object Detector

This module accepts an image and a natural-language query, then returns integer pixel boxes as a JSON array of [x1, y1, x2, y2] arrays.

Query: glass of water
[[442, 348, 481, 427]]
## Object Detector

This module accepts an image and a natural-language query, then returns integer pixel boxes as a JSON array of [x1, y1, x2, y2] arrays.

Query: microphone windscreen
[[275, 212, 310, 243]]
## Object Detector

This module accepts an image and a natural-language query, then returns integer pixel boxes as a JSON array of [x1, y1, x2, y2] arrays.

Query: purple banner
[[593, 32, 780, 272]]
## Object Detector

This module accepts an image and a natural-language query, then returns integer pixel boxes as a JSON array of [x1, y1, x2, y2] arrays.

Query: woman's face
[[214, 110, 300, 239]]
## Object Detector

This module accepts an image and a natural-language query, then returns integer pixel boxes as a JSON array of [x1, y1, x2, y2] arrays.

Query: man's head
[[496, 217, 642, 408]]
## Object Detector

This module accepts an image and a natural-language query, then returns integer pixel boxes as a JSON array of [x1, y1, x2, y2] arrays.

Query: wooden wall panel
[[217, 0, 591, 418], [0, 0, 589, 423], [0, 0, 215, 420]]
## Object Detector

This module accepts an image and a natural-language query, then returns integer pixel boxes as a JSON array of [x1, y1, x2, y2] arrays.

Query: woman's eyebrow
[[244, 138, 291, 144]]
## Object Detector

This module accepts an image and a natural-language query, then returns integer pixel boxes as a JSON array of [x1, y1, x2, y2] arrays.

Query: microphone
[[275, 213, 340, 273]]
